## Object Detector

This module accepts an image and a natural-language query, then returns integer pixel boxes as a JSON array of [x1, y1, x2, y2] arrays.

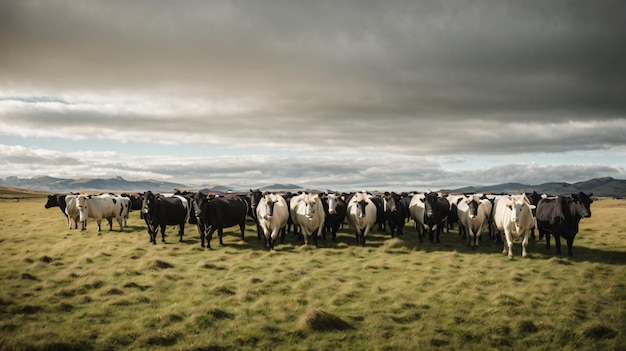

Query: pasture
[[0, 197, 624, 350]]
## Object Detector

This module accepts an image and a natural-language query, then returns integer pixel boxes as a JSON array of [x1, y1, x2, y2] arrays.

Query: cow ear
[[530, 205, 536, 209], [588, 193, 593, 197]]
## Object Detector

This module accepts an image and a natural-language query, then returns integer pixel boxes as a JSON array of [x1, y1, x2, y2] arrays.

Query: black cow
[[383, 192, 409, 237], [322, 193, 347, 241], [191, 192, 248, 249], [142, 191, 190, 245], [535, 192, 593, 256], [249, 189, 265, 240], [121, 192, 144, 212], [421, 192, 450, 244], [370, 195, 387, 232], [526, 191, 543, 240]]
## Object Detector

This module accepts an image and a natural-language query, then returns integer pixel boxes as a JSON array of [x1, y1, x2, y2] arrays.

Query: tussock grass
[[0, 198, 625, 350]]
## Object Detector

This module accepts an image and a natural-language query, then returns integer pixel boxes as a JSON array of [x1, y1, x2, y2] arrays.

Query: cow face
[[572, 192, 593, 218], [327, 194, 339, 215], [76, 195, 89, 222], [505, 196, 526, 223], [383, 192, 397, 213], [356, 199, 368, 218], [262, 194, 279, 218], [142, 191, 157, 214], [465, 197, 479, 220], [303, 194, 318, 218], [423, 192, 438, 218]]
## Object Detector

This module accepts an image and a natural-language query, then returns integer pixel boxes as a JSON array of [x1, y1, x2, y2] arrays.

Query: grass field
[[0, 197, 624, 350]]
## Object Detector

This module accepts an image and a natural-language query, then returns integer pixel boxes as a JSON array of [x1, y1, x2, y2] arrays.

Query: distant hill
[[449, 177, 626, 198], [0, 176, 189, 193], [259, 183, 303, 191], [0, 186, 50, 199]]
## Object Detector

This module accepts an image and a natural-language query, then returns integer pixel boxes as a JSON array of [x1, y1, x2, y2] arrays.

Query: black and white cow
[[535, 192, 593, 256], [322, 193, 347, 241]]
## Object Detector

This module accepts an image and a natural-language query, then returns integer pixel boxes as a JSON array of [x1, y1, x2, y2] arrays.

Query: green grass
[[0, 197, 624, 350]]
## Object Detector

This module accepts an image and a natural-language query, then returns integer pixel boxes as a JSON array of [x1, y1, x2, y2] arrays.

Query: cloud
[[1, 1, 625, 188]]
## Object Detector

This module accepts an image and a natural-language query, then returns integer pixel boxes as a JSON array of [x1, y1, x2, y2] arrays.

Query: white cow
[[294, 193, 326, 246], [64, 195, 81, 230], [456, 194, 493, 249], [257, 193, 289, 250], [492, 194, 536, 259], [408, 193, 426, 235], [77, 194, 126, 232], [347, 192, 377, 246]]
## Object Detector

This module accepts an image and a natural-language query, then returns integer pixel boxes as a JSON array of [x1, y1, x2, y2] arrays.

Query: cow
[[191, 192, 248, 249], [45, 194, 77, 229], [383, 192, 409, 237], [256, 193, 289, 250], [249, 189, 265, 240], [121, 192, 144, 212], [421, 192, 449, 244], [445, 194, 465, 234], [408, 193, 426, 237], [142, 191, 191, 245], [492, 194, 536, 259], [370, 195, 387, 232], [346, 192, 377, 246], [456, 194, 493, 249], [322, 193, 347, 241], [293, 193, 326, 246], [63, 195, 81, 230], [76, 194, 128, 232], [44, 194, 68, 219], [288, 192, 306, 241], [535, 192, 593, 256], [526, 191, 543, 240]]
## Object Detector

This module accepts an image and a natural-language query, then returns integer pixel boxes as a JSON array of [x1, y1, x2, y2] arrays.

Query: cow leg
[[160, 225, 166, 243], [554, 234, 562, 256], [566, 236, 574, 256], [505, 234, 514, 259], [522, 233, 529, 258], [218, 228, 225, 246], [239, 221, 246, 240], [435, 225, 441, 244], [178, 223, 185, 243], [107, 217, 113, 231]]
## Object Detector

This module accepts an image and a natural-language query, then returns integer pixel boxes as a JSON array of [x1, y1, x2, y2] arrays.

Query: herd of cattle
[[44, 189, 594, 258]]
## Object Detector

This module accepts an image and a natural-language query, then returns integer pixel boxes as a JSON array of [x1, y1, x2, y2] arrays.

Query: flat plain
[[0, 196, 624, 350]]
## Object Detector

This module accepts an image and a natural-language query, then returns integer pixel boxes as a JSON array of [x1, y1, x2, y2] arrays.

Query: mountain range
[[1, 176, 624, 198]]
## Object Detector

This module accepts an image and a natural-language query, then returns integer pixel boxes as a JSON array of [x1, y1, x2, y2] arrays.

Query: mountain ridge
[[0, 176, 624, 197]]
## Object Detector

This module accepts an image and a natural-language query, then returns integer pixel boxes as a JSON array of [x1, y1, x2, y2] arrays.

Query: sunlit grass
[[0, 198, 624, 350]]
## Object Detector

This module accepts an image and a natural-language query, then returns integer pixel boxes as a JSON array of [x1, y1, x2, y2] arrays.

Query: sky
[[1, 0, 625, 191]]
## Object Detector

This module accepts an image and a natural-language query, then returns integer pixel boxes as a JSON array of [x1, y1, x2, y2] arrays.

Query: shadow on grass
[[138, 221, 625, 265]]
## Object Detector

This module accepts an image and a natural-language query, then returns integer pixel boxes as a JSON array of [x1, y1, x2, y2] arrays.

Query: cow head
[[423, 192, 438, 218], [142, 191, 157, 215], [383, 192, 398, 213], [353, 192, 370, 218], [262, 193, 279, 219], [465, 195, 480, 220], [505, 195, 533, 223], [76, 194, 90, 222], [302, 193, 319, 219], [572, 192, 593, 218]]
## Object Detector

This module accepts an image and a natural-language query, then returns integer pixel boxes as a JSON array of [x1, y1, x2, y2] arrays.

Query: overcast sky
[[1, 0, 625, 191]]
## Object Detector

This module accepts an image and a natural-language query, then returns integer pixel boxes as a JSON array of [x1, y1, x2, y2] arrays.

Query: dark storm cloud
[[1, 1, 625, 187]]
